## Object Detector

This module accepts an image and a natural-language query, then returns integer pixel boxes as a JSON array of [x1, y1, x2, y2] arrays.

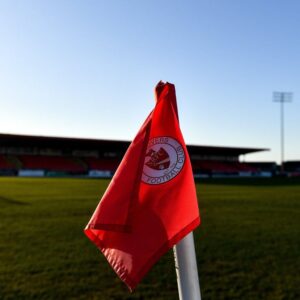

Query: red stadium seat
[[84, 157, 119, 172], [18, 155, 86, 172], [0, 155, 14, 169]]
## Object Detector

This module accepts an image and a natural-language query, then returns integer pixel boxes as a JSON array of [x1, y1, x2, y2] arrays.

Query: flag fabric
[[84, 81, 200, 291]]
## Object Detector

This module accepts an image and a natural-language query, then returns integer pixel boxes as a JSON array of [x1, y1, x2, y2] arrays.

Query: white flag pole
[[173, 232, 202, 300]]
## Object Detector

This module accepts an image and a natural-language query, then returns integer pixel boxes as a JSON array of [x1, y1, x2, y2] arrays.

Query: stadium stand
[[0, 155, 14, 169], [84, 158, 119, 172], [234, 162, 258, 172], [0, 154, 18, 176], [242, 162, 277, 176], [283, 161, 300, 176], [0, 133, 271, 177], [192, 160, 258, 175], [18, 155, 87, 173]]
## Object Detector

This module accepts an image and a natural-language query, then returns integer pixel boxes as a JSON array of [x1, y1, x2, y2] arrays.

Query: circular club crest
[[142, 137, 185, 185]]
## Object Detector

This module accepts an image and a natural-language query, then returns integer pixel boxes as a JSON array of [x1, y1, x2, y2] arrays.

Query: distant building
[[0, 133, 272, 178]]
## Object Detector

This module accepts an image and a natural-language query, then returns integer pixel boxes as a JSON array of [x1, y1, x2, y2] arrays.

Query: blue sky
[[0, 0, 299, 163]]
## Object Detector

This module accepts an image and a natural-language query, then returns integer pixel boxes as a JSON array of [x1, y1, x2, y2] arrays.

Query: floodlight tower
[[273, 92, 293, 173]]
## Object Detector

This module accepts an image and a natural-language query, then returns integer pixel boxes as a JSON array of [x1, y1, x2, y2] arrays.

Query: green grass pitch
[[0, 177, 299, 299]]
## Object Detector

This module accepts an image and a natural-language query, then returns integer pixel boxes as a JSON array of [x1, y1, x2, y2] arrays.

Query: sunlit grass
[[0, 177, 299, 299]]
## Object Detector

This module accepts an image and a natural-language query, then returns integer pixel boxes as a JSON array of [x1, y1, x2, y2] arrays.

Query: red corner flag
[[84, 81, 200, 291]]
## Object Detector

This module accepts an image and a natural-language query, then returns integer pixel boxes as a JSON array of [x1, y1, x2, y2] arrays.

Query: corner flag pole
[[173, 232, 202, 300], [170, 82, 201, 300]]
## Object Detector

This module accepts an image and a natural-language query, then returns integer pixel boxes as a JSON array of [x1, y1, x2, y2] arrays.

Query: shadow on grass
[[0, 196, 29, 205], [196, 177, 300, 186]]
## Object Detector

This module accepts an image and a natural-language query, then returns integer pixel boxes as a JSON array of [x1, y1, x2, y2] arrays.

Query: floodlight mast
[[273, 92, 293, 173]]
